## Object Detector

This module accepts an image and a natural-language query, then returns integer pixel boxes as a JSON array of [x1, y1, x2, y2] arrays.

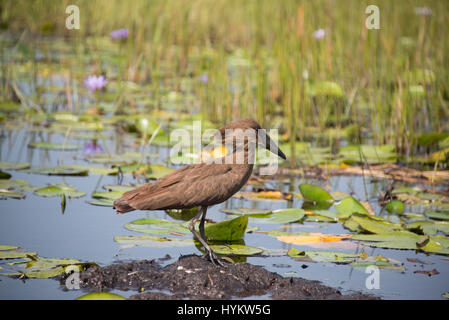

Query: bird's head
[[217, 119, 286, 160]]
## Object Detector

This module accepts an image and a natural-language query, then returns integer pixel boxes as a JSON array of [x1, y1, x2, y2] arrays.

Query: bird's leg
[[188, 206, 225, 267]]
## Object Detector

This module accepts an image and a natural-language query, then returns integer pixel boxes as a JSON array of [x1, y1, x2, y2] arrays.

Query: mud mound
[[62, 255, 377, 300]]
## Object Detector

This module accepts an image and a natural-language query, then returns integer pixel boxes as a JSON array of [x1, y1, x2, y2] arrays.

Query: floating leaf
[[250, 208, 305, 224], [350, 215, 397, 234], [0, 245, 18, 251], [209, 244, 262, 256], [339, 144, 397, 164], [61, 164, 117, 175], [24, 167, 88, 176], [406, 221, 449, 235], [233, 190, 290, 201], [221, 208, 272, 217], [0, 170, 11, 179], [335, 196, 369, 217], [76, 292, 127, 300], [299, 184, 333, 203], [34, 183, 85, 198], [425, 211, 449, 221], [92, 191, 123, 200], [204, 216, 248, 241], [166, 207, 199, 221], [0, 250, 37, 259], [278, 233, 352, 246], [114, 235, 193, 247], [443, 292, 449, 299], [28, 142, 79, 150], [0, 179, 29, 190], [287, 247, 359, 263], [0, 190, 26, 199], [103, 184, 140, 193], [124, 218, 188, 235], [86, 199, 114, 207], [0, 162, 30, 170]]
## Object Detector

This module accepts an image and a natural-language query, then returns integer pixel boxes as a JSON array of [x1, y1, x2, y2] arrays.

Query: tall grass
[[1, 0, 448, 164]]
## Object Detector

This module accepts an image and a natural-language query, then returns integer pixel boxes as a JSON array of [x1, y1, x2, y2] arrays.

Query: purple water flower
[[313, 28, 326, 40], [83, 142, 103, 155], [84, 75, 107, 92], [198, 74, 209, 84], [110, 28, 129, 40], [414, 7, 432, 16]]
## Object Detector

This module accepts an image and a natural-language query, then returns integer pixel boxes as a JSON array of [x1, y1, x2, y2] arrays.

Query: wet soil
[[60, 255, 378, 300]]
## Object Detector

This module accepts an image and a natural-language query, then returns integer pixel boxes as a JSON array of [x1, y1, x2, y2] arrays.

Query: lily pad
[[204, 216, 248, 241], [34, 183, 85, 198], [28, 142, 79, 150], [0, 179, 29, 190], [0, 250, 37, 260], [425, 211, 449, 221], [250, 208, 305, 224], [335, 196, 369, 217], [0, 245, 18, 251], [61, 164, 117, 175], [288, 247, 359, 263], [86, 199, 115, 207], [299, 184, 333, 203], [209, 244, 262, 256], [76, 292, 127, 300], [114, 235, 193, 247], [0, 190, 26, 199], [278, 233, 352, 246], [221, 208, 272, 217], [124, 218, 189, 235], [24, 167, 88, 176], [0, 162, 30, 170], [92, 191, 123, 200]]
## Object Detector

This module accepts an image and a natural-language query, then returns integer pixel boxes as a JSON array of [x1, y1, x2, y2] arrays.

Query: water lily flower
[[110, 28, 129, 40], [198, 74, 209, 84], [83, 141, 103, 155], [84, 75, 107, 92], [313, 28, 326, 40], [414, 7, 432, 16]]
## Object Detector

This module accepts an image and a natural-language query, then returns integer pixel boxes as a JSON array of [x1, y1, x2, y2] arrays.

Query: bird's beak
[[261, 131, 287, 160]]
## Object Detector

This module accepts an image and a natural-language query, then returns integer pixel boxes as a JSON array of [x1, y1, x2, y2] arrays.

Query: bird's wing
[[115, 162, 233, 211]]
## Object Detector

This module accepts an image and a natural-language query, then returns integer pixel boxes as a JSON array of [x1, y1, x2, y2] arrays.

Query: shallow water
[[0, 126, 448, 300]]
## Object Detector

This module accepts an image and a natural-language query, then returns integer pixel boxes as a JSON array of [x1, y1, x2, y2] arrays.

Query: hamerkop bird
[[113, 119, 286, 265]]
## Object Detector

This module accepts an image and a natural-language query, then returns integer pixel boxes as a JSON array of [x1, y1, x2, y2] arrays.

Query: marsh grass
[[1, 0, 448, 166]]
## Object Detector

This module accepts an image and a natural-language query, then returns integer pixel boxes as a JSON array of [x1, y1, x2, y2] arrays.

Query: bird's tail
[[113, 197, 135, 214]]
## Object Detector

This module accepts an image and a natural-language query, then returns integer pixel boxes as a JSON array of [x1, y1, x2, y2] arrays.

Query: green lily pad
[[114, 235, 193, 247], [103, 185, 140, 193], [0, 162, 30, 170], [0, 250, 37, 259], [406, 221, 449, 235], [86, 199, 115, 207], [61, 164, 117, 175], [204, 216, 248, 241], [299, 184, 333, 203], [425, 211, 449, 221], [24, 167, 88, 176], [28, 142, 79, 150], [442, 292, 449, 299], [0, 179, 29, 190], [92, 191, 123, 200], [34, 183, 85, 198], [165, 207, 199, 221], [221, 208, 272, 217], [124, 218, 189, 235], [339, 144, 397, 164], [288, 247, 360, 263], [0, 190, 26, 199], [335, 197, 369, 217], [0, 245, 18, 251], [250, 208, 305, 224], [76, 292, 127, 300], [350, 215, 397, 234], [385, 200, 404, 214], [209, 244, 262, 256]]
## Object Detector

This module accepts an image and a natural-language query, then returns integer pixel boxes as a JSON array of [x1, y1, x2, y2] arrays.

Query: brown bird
[[113, 119, 286, 265]]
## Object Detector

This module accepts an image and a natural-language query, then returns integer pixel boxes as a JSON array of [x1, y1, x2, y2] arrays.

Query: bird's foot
[[202, 250, 227, 267]]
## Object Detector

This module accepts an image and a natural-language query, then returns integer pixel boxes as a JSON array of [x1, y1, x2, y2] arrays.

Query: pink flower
[[313, 29, 326, 40]]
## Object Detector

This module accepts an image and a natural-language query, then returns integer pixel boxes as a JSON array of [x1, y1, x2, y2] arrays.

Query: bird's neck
[[225, 142, 256, 165]]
